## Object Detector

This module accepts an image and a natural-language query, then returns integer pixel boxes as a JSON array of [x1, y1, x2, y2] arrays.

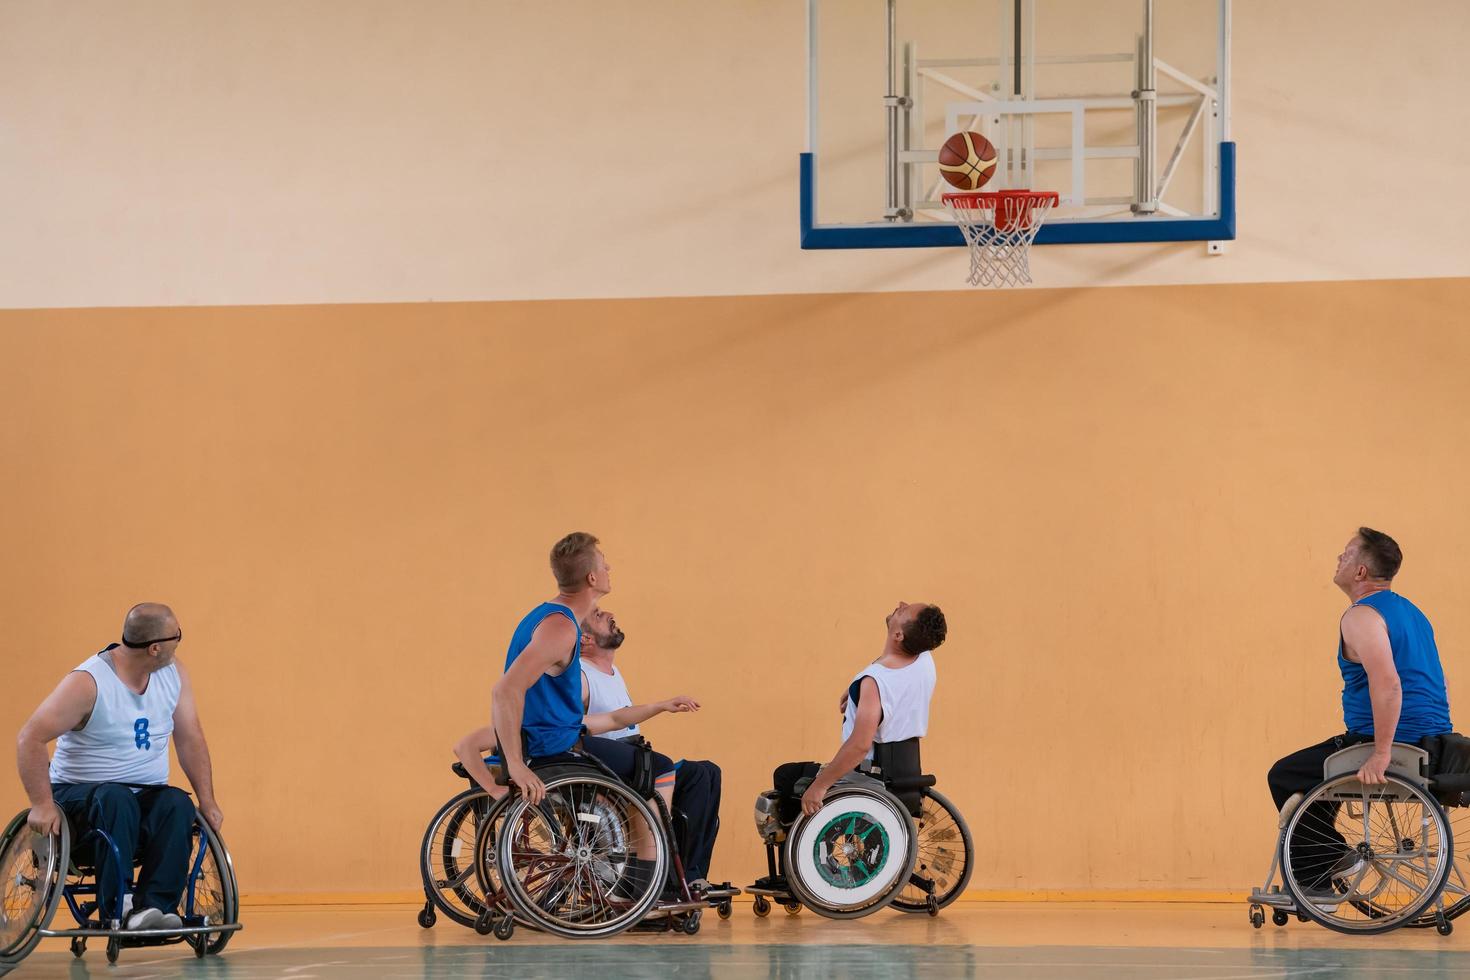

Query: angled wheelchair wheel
[[0, 810, 69, 967], [186, 816, 240, 955], [491, 770, 667, 939], [1412, 799, 1470, 927], [783, 785, 917, 919], [891, 789, 974, 913], [421, 789, 506, 928], [1282, 772, 1452, 935]]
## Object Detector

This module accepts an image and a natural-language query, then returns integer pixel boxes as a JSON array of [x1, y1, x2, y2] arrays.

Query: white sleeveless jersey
[[49, 648, 180, 786], [840, 651, 936, 761], [580, 659, 638, 740]]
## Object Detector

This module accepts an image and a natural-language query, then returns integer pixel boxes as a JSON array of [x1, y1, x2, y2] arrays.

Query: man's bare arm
[[801, 677, 881, 815], [1344, 605, 1401, 785], [453, 725, 509, 799], [584, 696, 700, 736], [16, 672, 96, 834], [172, 659, 223, 830], [491, 615, 576, 805]]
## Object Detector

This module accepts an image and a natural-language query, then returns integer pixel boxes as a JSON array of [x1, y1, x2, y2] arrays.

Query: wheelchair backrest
[[871, 738, 924, 782]]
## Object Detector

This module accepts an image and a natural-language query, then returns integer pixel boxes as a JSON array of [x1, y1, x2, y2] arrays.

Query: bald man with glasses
[[15, 603, 223, 932]]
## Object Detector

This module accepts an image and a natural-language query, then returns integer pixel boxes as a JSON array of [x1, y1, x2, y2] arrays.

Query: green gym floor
[[8, 902, 1470, 979]]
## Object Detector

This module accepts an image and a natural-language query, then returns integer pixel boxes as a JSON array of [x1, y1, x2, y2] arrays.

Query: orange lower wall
[[3, 279, 1468, 896]]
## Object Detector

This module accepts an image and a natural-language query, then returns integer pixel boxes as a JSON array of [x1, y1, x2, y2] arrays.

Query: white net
[[942, 192, 1058, 288]]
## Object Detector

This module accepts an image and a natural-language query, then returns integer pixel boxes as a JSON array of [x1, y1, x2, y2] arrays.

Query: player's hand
[[198, 799, 225, 832], [509, 762, 546, 804], [660, 696, 700, 714], [801, 780, 829, 818], [1356, 751, 1391, 786], [27, 801, 61, 836]]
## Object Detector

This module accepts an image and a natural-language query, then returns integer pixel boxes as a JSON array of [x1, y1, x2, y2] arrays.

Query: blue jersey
[[1339, 591, 1452, 741], [505, 602, 583, 757]]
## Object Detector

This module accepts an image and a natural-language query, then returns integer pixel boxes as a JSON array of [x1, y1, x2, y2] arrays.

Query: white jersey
[[840, 651, 936, 761], [580, 659, 638, 740], [49, 647, 180, 787]]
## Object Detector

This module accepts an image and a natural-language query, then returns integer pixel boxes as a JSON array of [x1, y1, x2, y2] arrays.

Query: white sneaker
[[126, 907, 164, 931], [158, 912, 183, 930]]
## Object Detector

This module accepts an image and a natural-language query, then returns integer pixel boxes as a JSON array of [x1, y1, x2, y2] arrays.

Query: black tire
[[70, 937, 86, 958], [752, 895, 771, 917], [891, 790, 974, 914], [188, 816, 240, 955], [417, 904, 436, 929], [1272, 909, 1289, 927], [783, 785, 918, 920], [420, 789, 504, 929], [106, 937, 120, 964], [491, 772, 668, 940], [493, 915, 515, 941], [717, 900, 732, 920], [0, 809, 69, 966], [681, 910, 701, 934]]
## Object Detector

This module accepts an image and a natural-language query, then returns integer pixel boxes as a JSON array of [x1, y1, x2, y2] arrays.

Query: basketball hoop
[[942, 190, 1059, 288]]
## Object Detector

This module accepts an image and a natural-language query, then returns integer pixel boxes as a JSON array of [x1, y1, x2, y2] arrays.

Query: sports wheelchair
[[747, 738, 973, 919], [417, 736, 737, 940], [0, 800, 240, 968], [1248, 738, 1470, 936]]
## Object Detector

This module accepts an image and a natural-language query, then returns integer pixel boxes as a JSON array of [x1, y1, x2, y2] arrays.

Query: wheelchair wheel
[[1282, 772, 1452, 934], [491, 770, 667, 939], [782, 785, 917, 919], [891, 789, 974, 913], [1412, 799, 1470, 927], [420, 788, 505, 928], [187, 816, 240, 955], [0, 810, 69, 967]]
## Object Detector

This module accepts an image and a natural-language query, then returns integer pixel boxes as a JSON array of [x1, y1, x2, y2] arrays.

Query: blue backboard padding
[[799, 142, 1235, 249]]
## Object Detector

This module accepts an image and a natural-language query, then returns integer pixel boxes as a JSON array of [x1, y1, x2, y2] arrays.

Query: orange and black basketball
[[938, 131, 998, 191]]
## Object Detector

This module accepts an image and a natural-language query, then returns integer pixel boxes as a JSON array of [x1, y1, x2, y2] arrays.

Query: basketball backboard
[[802, 0, 1234, 249]]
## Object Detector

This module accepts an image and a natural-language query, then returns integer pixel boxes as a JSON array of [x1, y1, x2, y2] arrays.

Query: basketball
[[938, 131, 998, 191]]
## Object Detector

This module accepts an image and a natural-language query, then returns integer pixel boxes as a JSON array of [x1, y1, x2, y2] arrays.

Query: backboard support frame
[[800, 0, 1235, 250]]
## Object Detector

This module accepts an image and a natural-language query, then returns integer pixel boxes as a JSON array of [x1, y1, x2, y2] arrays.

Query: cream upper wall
[[0, 0, 1466, 309]]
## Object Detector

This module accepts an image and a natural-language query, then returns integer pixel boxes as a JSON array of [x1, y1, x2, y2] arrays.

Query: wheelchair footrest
[[744, 886, 795, 899], [698, 884, 742, 901], [643, 900, 708, 918], [1246, 887, 1296, 911]]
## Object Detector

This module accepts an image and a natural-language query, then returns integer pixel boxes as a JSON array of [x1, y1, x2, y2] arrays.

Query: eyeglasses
[[121, 629, 182, 649]]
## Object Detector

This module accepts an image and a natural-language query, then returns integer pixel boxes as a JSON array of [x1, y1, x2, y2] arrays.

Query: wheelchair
[[421, 735, 731, 941], [0, 801, 241, 968], [1248, 739, 1470, 936], [416, 758, 513, 930], [747, 738, 974, 919]]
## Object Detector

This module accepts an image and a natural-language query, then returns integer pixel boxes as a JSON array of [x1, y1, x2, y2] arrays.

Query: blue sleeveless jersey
[[1339, 591, 1452, 740], [505, 602, 583, 757]]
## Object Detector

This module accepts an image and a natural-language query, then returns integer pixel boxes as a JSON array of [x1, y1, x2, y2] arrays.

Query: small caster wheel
[[926, 894, 940, 917], [753, 895, 771, 918], [717, 900, 733, 920], [1296, 912, 1308, 922], [1437, 911, 1453, 936], [1249, 906, 1264, 929], [1272, 909, 1289, 927], [106, 936, 121, 964], [784, 901, 802, 915], [70, 936, 86, 958], [682, 910, 702, 935], [493, 915, 515, 941], [417, 903, 437, 929], [193, 936, 206, 959], [474, 909, 495, 936]]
